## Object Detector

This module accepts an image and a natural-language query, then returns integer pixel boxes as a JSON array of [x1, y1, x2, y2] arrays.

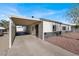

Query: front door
[[35, 24, 39, 37]]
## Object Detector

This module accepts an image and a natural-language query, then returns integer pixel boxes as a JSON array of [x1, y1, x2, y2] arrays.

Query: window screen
[[62, 26, 66, 30]]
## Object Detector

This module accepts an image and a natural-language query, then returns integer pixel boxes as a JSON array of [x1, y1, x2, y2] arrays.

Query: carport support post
[[42, 22, 44, 40], [9, 19, 12, 48]]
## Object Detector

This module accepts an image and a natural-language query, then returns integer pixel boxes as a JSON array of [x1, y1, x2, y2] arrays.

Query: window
[[62, 26, 66, 30], [53, 25, 56, 31]]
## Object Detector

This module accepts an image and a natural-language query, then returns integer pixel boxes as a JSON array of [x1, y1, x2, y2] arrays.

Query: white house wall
[[43, 21, 62, 33], [43, 21, 53, 33], [38, 22, 43, 39], [66, 25, 70, 31], [29, 22, 43, 40], [61, 24, 66, 32], [61, 24, 71, 32], [68, 25, 71, 31], [30, 25, 36, 36], [16, 26, 24, 32], [55, 23, 61, 31], [43, 20, 72, 39]]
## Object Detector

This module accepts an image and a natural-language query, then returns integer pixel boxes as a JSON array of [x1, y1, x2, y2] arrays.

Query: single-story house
[[9, 16, 71, 48], [0, 26, 5, 36], [0, 27, 5, 29], [71, 24, 79, 32], [0, 26, 6, 32]]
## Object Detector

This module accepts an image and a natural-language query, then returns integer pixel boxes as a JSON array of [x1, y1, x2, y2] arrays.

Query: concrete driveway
[[7, 35, 76, 56], [0, 34, 9, 56]]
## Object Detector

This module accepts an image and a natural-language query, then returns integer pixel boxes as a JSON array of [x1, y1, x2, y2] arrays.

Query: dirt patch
[[45, 32, 79, 55]]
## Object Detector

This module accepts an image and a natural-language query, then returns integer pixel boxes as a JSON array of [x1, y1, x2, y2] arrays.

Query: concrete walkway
[[7, 35, 77, 56]]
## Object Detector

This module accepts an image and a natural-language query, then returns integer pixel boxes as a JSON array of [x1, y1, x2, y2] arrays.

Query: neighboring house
[[16, 26, 25, 32], [9, 16, 72, 48], [71, 24, 79, 32], [0, 23, 7, 32], [0, 26, 5, 36], [0, 26, 5, 31]]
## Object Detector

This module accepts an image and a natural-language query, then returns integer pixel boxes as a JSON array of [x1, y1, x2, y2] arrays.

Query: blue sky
[[0, 3, 75, 24]]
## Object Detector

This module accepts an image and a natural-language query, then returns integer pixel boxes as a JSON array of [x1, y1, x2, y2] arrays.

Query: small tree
[[0, 20, 9, 31], [66, 4, 79, 24]]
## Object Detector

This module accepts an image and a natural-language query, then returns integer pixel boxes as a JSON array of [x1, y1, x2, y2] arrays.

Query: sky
[[0, 3, 75, 24]]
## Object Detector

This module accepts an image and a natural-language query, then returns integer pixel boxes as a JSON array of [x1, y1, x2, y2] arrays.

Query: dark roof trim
[[40, 18, 71, 26]]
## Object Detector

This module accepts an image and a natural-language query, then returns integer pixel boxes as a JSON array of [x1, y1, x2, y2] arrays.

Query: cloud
[[0, 5, 68, 24], [0, 6, 23, 21], [27, 8, 56, 18], [28, 8, 68, 23], [29, 8, 68, 23], [26, 7, 67, 19], [47, 9, 68, 23]]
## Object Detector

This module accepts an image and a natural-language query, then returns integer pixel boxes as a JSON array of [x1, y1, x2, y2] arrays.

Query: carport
[[9, 16, 43, 48]]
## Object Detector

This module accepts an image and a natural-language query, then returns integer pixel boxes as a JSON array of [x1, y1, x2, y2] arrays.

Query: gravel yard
[[46, 32, 79, 55]]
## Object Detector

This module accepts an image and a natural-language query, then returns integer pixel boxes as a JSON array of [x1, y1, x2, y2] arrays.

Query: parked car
[[0, 29, 3, 36]]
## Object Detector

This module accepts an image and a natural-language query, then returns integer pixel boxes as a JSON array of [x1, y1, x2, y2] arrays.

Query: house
[[0, 26, 5, 36], [71, 24, 79, 32], [9, 16, 71, 48], [0, 26, 5, 30]]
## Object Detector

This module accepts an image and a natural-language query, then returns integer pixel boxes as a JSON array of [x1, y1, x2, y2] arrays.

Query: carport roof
[[10, 16, 71, 26], [10, 16, 42, 25]]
